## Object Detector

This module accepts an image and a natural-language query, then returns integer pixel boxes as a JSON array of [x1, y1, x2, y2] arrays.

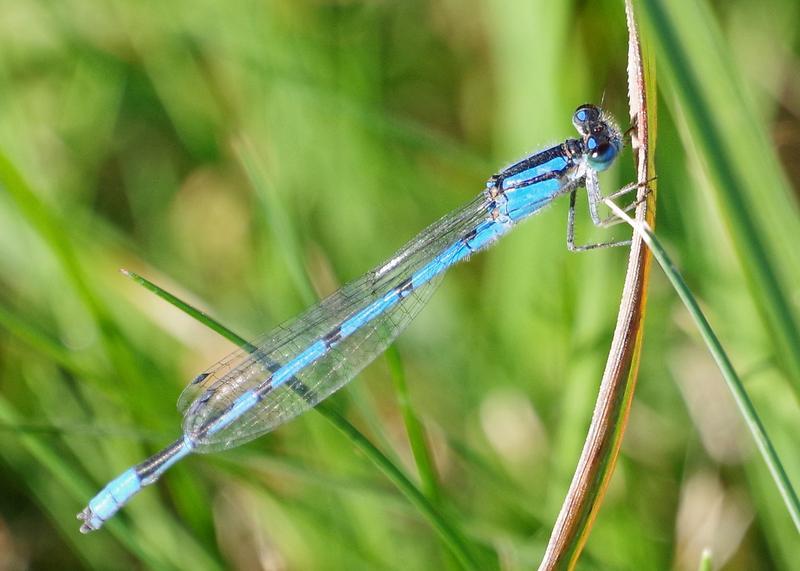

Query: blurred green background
[[1, 0, 799, 569]]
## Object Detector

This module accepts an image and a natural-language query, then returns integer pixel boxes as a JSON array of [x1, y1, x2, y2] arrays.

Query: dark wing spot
[[254, 375, 275, 401], [396, 277, 415, 298], [322, 325, 343, 348]]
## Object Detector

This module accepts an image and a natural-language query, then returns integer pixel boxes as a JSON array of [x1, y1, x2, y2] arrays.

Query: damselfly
[[79, 103, 634, 533]]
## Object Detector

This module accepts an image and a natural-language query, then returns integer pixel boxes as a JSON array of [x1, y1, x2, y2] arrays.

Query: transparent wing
[[179, 193, 491, 452]]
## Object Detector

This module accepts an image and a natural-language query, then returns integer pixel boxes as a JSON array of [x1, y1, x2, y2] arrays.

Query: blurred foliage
[[0, 0, 798, 570]]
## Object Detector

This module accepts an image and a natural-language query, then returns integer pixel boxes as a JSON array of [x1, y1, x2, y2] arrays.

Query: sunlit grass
[[0, 0, 798, 569]]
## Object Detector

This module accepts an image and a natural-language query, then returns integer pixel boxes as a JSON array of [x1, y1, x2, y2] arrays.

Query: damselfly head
[[572, 104, 623, 172]]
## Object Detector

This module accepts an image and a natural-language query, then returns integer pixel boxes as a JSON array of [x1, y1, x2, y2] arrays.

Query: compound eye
[[573, 104, 601, 132], [586, 138, 619, 171]]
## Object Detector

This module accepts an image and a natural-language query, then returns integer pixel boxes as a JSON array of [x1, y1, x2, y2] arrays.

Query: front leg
[[567, 182, 632, 252]]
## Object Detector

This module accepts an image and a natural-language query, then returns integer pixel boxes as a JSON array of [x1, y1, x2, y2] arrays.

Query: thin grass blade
[[121, 269, 481, 570], [604, 199, 800, 533]]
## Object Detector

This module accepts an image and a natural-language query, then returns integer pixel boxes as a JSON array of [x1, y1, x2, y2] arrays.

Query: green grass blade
[[0, 151, 98, 315], [232, 126, 471, 562], [5, 1, 796, 566], [0, 304, 223, 570], [121, 270, 481, 570], [0, 153, 225, 566], [639, 0, 800, 395], [385, 345, 441, 503], [119, 269, 258, 352], [0, 397, 160, 567], [605, 199, 800, 533]]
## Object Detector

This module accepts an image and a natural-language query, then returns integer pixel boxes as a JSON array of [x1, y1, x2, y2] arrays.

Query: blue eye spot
[[572, 105, 606, 138], [572, 104, 600, 129]]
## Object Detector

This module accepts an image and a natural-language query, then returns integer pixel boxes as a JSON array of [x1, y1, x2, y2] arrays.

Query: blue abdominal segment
[[81, 469, 140, 531], [78, 438, 192, 533]]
